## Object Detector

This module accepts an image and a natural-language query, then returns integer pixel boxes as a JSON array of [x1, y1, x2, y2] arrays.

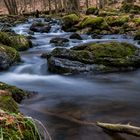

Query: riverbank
[[0, 82, 42, 140]]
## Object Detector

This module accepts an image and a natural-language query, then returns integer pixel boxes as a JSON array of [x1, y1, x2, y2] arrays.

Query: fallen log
[[96, 122, 140, 136]]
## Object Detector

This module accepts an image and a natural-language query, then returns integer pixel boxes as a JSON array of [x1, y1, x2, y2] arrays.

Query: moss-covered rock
[[84, 42, 138, 67], [0, 95, 19, 113], [105, 16, 129, 26], [69, 33, 83, 40], [30, 22, 51, 33], [46, 42, 140, 74], [0, 32, 32, 51], [62, 14, 80, 31], [86, 7, 99, 15], [62, 14, 80, 25], [0, 15, 27, 25], [0, 82, 28, 103], [133, 18, 140, 26], [79, 16, 108, 30], [0, 44, 20, 70]]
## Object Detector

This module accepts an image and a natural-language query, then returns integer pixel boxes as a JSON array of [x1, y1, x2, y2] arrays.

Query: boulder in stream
[[45, 42, 140, 74], [50, 37, 69, 46], [30, 22, 51, 33], [70, 33, 83, 40], [0, 32, 32, 51]]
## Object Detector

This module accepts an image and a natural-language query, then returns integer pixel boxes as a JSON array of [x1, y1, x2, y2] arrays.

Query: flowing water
[[1, 18, 140, 140]]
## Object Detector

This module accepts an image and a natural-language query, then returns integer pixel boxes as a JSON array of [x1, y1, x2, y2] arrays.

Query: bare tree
[[4, 0, 18, 14]]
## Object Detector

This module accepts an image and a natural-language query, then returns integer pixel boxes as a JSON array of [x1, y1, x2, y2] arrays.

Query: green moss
[[0, 32, 31, 51], [84, 42, 137, 66], [133, 18, 140, 25], [0, 44, 20, 63], [105, 16, 129, 26], [79, 16, 107, 29], [0, 96, 19, 113], [0, 82, 27, 103], [63, 14, 80, 26], [86, 7, 99, 15], [85, 42, 136, 58]]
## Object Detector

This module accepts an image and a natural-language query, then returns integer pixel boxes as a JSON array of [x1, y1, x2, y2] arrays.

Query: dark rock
[[28, 30, 34, 35], [70, 33, 83, 40], [41, 52, 51, 58], [30, 22, 51, 33], [50, 37, 69, 46], [91, 34, 103, 39], [48, 57, 96, 74]]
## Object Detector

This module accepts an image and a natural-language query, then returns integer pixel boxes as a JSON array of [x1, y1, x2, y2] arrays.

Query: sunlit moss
[[0, 32, 32, 51], [79, 16, 107, 29]]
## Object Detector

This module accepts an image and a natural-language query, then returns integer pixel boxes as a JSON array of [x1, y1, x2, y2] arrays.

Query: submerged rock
[[30, 22, 51, 33], [0, 44, 20, 70], [0, 32, 32, 51], [50, 37, 69, 46], [46, 42, 140, 74]]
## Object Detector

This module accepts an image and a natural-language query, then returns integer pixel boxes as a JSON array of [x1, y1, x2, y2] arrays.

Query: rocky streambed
[[0, 16, 140, 140]]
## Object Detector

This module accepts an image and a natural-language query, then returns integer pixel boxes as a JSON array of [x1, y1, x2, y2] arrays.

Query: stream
[[1, 18, 140, 140]]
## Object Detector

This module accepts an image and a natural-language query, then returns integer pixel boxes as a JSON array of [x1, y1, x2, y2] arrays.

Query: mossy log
[[97, 122, 140, 136]]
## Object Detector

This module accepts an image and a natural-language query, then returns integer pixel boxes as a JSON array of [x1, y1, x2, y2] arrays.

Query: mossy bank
[[61, 8, 140, 35], [0, 82, 41, 140]]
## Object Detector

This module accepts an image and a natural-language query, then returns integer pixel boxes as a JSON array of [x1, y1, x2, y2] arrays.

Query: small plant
[[0, 110, 41, 140]]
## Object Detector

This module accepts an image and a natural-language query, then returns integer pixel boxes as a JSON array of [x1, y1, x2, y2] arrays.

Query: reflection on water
[[0, 18, 140, 140]]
